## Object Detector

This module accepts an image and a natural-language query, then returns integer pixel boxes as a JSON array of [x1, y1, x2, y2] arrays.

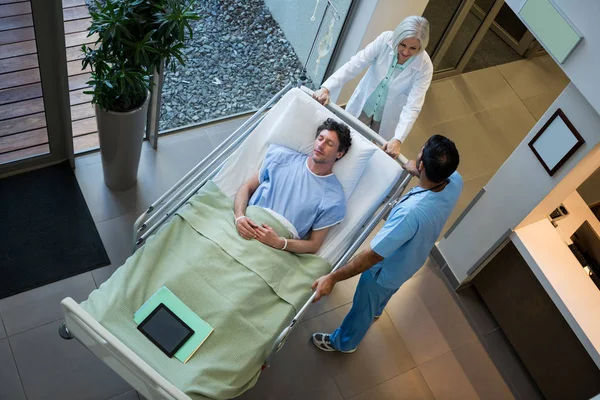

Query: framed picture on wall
[[528, 109, 585, 177]]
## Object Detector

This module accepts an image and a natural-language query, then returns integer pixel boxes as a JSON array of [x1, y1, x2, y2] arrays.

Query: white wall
[[329, 0, 430, 104], [519, 144, 600, 229], [437, 83, 600, 282], [505, 0, 600, 115]]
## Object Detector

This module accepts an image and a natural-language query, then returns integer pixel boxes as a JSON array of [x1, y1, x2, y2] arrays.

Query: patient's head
[[417, 134, 460, 183], [312, 118, 352, 164]]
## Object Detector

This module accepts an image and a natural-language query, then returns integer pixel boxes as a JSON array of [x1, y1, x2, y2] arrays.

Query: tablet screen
[[137, 303, 194, 357]]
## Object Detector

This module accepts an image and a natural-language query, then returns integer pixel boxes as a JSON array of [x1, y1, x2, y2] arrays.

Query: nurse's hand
[[312, 87, 331, 105], [383, 139, 402, 158], [402, 160, 420, 177], [236, 216, 258, 240], [312, 274, 335, 302]]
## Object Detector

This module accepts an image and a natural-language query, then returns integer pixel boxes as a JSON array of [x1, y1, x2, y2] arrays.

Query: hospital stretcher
[[59, 83, 413, 400]]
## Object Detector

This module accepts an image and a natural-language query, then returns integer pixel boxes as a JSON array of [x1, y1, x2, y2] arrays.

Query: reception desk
[[472, 192, 600, 399], [512, 191, 600, 368]]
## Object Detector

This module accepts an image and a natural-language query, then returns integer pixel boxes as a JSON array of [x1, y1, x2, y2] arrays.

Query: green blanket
[[81, 181, 331, 400]]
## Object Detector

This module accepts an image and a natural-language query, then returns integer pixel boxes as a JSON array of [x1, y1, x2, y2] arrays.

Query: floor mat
[[0, 161, 110, 299]]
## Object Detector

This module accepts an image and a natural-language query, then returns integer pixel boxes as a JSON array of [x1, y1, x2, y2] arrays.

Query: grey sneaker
[[312, 333, 356, 353], [374, 314, 381, 321]]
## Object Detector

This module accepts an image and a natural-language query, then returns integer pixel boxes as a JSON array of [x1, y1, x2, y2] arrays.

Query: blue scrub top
[[249, 144, 346, 238], [369, 172, 463, 289]]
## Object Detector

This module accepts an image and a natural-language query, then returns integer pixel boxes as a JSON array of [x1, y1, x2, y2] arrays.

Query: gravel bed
[[159, 0, 309, 131]]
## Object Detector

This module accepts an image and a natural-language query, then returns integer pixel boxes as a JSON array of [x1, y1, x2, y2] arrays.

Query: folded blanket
[[81, 181, 331, 399]]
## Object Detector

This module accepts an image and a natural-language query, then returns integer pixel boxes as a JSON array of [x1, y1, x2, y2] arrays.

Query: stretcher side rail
[[133, 113, 265, 250], [132, 82, 294, 252]]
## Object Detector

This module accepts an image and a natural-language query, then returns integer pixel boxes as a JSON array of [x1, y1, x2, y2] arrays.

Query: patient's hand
[[255, 224, 285, 249], [312, 87, 331, 105], [236, 216, 259, 240]]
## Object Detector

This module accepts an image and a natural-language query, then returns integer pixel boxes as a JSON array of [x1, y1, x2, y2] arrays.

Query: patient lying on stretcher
[[233, 118, 352, 254]]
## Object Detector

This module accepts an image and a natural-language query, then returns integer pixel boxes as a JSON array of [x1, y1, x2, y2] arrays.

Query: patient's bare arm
[[234, 172, 261, 239], [255, 225, 331, 254]]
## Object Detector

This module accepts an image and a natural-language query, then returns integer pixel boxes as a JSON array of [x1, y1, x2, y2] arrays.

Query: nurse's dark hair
[[421, 134, 460, 183], [316, 118, 352, 158]]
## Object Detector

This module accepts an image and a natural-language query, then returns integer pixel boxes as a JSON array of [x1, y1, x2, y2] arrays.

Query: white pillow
[[331, 120, 378, 200], [266, 92, 377, 199], [214, 88, 378, 200]]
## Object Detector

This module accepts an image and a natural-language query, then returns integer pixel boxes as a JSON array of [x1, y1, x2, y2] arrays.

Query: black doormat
[[0, 161, 110, 299]]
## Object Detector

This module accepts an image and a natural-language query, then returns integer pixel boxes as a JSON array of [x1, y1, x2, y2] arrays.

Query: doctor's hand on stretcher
[[382, 139, 402, 159], [312, 87, 331, 106]]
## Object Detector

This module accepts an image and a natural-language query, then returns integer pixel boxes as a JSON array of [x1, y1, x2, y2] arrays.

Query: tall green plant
[[82, 0, 199, 113]]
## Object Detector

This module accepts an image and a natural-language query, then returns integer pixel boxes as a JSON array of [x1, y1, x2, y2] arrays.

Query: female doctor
[[313, 16, 432, 158]]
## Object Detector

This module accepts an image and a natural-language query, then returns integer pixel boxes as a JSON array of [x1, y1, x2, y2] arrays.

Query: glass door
[[424, 0, 469, 57], [424, 0, 545, 79], [424, 0, 505, 77], [0, 0, 73, 176], [473, 1, 539, 57]]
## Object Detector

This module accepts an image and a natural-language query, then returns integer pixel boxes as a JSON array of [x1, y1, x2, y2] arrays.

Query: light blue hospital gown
[[248, 144, 346, 238], [331, 171, 463, 351]]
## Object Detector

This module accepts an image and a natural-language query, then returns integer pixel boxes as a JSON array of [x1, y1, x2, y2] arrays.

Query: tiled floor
[[0, 55, 567, 400]]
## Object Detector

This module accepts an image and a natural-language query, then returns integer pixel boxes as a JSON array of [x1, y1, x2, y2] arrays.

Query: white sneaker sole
[[312, 333, 357, 353]]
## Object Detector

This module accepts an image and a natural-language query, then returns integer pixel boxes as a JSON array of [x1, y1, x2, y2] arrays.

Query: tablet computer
[[137, 303, 195, 358]]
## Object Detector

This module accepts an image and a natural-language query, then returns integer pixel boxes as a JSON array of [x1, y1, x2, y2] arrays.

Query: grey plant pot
[[96, 94, 150, 191]]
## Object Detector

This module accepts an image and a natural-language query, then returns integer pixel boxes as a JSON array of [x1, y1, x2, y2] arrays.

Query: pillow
[[330, 114, 378, 200], [266, 91, 377, 199]]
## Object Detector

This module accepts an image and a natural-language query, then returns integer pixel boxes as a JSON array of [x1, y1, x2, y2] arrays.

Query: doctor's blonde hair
[[392, 16, 430, 53]]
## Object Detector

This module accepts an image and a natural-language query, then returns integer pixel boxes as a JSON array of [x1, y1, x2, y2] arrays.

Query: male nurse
[[311, 134, 462, 353]]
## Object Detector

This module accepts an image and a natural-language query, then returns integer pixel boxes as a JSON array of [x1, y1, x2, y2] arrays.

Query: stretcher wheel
[[58, 321, 74, 340]]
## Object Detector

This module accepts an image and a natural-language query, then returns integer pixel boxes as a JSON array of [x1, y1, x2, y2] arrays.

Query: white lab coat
[[322, 31, 433, 142]]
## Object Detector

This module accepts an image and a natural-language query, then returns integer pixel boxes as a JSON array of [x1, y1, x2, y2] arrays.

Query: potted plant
[[82, 0, 199, 190]]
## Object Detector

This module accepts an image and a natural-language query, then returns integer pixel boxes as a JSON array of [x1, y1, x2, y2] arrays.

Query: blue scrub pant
[[330, 270, 398, 351]]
